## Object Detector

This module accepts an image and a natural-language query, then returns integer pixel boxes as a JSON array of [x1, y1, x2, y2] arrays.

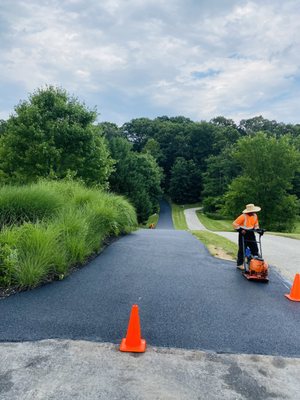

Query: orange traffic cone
[[120, 304, 146, 352], [285, 274, 300, 302]]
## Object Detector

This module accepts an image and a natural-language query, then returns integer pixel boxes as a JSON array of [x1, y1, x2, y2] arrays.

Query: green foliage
[[0, 183, 64, 227], [223, 133, 299, 231], [196, 212, 232, 231], [98, 122, 122, 141], [122, 118, 157, 151], [121, 116, 242, 203], [169, 157, 202, 204], [202, 146, 239, 211], [170, 202, 188, 230], [0, 86, 114, 186], [0, 180, 137, 288], [108, 137, 162, 222]]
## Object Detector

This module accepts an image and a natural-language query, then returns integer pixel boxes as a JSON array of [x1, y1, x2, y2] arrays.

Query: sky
[[1, 0, 300, 126]]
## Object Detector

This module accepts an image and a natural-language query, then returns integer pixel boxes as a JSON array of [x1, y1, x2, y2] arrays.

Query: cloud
[[0, 0, 300, 124]]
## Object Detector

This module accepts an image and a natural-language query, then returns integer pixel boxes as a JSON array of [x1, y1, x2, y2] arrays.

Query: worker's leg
[[245, 231, 258, 256], [237, 232, 244, 266]]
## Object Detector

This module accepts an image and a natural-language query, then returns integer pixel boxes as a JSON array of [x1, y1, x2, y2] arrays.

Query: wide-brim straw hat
[[243, 203, 261, 213]]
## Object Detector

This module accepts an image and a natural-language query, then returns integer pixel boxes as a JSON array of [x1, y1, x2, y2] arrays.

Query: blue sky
[[1, 0, 300, 125]]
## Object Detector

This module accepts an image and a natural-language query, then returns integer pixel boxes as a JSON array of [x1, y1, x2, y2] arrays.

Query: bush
[[0, 184, 64, 228], [202, 196, 224, 214], [204, 212, 230, 220], [0, 180, 137, 289]]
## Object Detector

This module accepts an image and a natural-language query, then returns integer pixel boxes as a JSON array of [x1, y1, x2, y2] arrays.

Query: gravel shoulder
[[1, 339, 300, 400]]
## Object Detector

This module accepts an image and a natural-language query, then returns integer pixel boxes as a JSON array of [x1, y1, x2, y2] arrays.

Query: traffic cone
[[285, 274, 300, 302], [120, 304, 146, 352]]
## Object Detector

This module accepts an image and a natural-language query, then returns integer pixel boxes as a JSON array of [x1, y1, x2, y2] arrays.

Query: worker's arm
[[254, 214, 259, 229], [232, 214, 244, 230]]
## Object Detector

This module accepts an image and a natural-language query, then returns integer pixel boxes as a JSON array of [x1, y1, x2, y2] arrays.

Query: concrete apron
[[1, 340, 299, 400]]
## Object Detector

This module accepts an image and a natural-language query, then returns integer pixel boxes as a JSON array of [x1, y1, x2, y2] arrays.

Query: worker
[[233, 203, 261, 270]]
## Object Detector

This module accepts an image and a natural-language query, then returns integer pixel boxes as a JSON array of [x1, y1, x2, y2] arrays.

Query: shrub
[[0, 184, 64, 228], [0, 180, 137, 289]]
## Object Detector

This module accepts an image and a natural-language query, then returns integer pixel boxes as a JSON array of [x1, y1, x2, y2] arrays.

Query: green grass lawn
[[192, 231, 237, 260], [140, 212, 159, 229], [170, 201, 237, 260], [267, 232, 300, 240], [269, 217, 300, 239], [196, 211, 300, 239], [170, 203, 188, 230], [170, 202, 202, 230], [196, 211, 233, 231]]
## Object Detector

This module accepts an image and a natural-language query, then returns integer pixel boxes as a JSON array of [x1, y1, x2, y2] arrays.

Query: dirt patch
[[207, 245, 234, 261]]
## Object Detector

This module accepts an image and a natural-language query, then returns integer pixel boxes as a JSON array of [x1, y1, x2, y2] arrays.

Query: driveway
[[1, 228, 299, 357], [1, 201, 300, 400]]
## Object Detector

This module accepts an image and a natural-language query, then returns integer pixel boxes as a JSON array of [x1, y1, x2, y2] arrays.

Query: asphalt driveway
[[0, 227, 299, 357]]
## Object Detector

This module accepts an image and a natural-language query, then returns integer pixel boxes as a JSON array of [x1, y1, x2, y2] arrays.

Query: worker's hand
[[241, 230, 246, 235]]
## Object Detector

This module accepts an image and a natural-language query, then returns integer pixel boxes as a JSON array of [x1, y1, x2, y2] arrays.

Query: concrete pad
[[1, 340, 299, 400]]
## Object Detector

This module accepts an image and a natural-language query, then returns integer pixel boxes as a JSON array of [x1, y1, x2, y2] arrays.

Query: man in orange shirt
[[233, 203, 261, 270]]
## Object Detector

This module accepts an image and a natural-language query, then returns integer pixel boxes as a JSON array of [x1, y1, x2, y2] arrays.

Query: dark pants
[[237, 231, 259, 266]]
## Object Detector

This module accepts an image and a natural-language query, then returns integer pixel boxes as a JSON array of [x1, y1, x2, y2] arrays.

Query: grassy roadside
[[196, 210, 300, 240], [0, 180, 137, 291], [170, 201, 202, 230], [267, 232, 300, 240], [192, 231, 237, 260], [196, 211, 232, 231], [171, 203, 188, 230], [140, 212, 159, 229], [170, 201, 237, 260]]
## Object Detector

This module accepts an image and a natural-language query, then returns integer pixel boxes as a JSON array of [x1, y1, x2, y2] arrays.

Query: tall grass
[[0, 180, 137, 288], [0, 184, 64, 227]]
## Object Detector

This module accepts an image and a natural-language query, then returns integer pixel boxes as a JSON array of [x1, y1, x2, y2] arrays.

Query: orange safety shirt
[[232, 213, 259, 230]]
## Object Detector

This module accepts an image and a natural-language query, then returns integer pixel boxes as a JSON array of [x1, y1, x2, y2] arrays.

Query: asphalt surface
[[155, 200, 174, 229], [1, 219, 300, 356]]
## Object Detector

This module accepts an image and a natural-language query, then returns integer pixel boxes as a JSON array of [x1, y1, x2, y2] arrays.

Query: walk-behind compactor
[[241, 229, 269, 282]]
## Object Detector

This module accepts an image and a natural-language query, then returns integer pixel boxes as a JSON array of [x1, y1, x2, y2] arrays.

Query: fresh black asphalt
[[155, 200, 174, 229], [0, 203, 300, 357]]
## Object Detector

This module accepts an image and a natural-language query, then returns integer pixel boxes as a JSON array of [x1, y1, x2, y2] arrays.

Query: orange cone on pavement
[[285, 273, 300, 302], [120, 304, 146, 352]]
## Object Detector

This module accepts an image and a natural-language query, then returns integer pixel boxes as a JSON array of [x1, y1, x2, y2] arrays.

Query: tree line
[[1, 86, 299, 230]]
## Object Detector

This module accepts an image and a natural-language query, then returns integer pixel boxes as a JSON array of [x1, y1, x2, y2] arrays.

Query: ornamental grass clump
[[0, 180, 137, 289], [0, 184, 64, 228]]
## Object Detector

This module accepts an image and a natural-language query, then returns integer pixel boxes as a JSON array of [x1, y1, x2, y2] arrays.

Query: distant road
[[155, 199, 174, 229]]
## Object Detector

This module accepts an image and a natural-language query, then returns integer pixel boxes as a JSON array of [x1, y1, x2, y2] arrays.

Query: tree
[[0, 86, 113, 186], [142, 138, 163, 161], [238, 116, 294, 137], [121, 118, 156, 151], [223, 133, 299, 231], [169, 157, 202, 204], [0, 120, 6, 136], [98, 122, 122, 141], [202, 146, 239, 213], [108, 137, 162, 222]]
